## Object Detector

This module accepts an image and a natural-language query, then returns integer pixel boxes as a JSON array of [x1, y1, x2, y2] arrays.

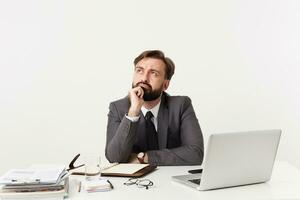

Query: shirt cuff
[[125, 114, 140, 122]]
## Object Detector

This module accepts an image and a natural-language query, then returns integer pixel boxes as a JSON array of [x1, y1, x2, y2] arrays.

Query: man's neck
[[143, 97, 161, 110]]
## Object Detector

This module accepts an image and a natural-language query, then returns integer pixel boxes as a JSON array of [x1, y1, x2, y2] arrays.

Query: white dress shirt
[[125, 101, 161, 131]]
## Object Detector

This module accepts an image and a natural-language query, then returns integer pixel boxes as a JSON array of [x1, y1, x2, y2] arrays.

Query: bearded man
[[105, 50, 204, 166]]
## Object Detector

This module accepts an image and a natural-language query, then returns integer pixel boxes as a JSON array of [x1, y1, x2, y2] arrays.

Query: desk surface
[[68, 161, 300, 200]]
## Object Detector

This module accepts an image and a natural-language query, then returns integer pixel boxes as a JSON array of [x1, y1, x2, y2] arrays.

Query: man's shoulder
[[167, 94, 190, 100], [111, 96, 128, 103], [109, 96, 131, 115], [163, 94, 194, 116], [110, 96, 130, 107], [165, 93, 192, 105]]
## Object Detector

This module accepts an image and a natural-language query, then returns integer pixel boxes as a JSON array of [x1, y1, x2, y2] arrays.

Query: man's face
[[132, 57, 170, 101]]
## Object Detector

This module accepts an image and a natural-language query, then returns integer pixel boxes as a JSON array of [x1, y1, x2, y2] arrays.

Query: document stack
[[0, 165, 69, 200], [81, 178, 113, 193]]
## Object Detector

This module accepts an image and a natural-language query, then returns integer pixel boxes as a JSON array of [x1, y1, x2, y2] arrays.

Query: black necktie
[[145, 111, 159, 150]]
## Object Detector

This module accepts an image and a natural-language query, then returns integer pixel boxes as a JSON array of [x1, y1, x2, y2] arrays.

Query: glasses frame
[[124, 178, 154, 189]]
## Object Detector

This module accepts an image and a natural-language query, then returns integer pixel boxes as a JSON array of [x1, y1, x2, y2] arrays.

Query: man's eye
[[152, 71, 159, 76]]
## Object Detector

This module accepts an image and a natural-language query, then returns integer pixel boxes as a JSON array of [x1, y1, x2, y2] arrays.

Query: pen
[[78, 181, 81, 192], [107, 180, 114, 189]]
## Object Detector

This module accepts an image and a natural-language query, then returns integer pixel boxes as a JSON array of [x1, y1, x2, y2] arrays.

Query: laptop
[[172, 129, 281, 191]]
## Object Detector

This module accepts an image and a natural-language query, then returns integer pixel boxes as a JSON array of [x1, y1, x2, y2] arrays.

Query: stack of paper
[[0, 166, 69, 200], [0, 166, 67, 185], [81, 178, 112, 193]]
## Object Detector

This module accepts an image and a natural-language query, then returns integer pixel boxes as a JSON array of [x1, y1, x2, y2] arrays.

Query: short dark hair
[[134, 50, 175, 80]]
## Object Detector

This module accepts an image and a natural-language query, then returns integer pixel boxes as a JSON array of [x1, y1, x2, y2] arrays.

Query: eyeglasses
[[123, 178, 154, 189]]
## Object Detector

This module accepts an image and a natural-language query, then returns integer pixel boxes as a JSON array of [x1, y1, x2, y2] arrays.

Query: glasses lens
[[124, 178, 153, 189], [124, 178, 138, 186], [137, 179, 153, 188]]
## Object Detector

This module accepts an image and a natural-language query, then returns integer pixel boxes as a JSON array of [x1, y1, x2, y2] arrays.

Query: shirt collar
[[141, 100, 161, 119]]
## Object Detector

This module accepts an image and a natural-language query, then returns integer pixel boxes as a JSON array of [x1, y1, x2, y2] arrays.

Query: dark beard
[[142, 88, 162, 101], [132, 82, 162, 101]]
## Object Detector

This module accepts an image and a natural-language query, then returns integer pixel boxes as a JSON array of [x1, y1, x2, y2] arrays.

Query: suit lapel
[[157, 94, 169, 149]]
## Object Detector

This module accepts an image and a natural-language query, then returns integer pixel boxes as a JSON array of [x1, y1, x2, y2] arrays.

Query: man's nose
[[141, 72, 150, 83]]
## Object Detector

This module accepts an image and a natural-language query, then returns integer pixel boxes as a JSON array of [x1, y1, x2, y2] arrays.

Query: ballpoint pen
[[78, 181, 81, 192], [107, 180, 114, 189]]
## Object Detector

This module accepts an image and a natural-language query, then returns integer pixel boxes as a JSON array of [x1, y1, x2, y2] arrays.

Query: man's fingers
[[128, 87, 144, 117], [137, 87, 144, 98], [132, 86, 144, 99]]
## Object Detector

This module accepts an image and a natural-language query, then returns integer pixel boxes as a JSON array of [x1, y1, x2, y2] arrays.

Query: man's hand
[[128, 153, 139, 163], [128, 86, 144, 117], [128, 153, 149, 164]]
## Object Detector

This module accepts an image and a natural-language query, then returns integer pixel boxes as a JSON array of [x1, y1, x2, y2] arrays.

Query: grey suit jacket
[[105, 92, 204, 166]]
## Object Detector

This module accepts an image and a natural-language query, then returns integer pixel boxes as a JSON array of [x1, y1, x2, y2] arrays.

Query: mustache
[[135, 81, 152, 91]]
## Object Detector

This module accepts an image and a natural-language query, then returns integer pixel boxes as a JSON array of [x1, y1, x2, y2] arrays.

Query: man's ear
[[162, 80, 170, 91]]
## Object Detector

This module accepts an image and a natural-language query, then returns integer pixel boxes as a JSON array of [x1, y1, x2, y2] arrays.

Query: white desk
[[68, 161, 300, 200]]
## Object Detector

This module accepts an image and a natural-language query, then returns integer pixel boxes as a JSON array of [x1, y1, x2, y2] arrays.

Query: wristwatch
[[137, 152, 146, 164]]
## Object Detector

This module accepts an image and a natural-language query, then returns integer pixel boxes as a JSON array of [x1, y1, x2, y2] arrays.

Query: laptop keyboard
[[189, 179, 201, 185]]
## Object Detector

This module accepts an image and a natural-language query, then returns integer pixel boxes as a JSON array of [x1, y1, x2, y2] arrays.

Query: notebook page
[[102, 164, 149, 174]]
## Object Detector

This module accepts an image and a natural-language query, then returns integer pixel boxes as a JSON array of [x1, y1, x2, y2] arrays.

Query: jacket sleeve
[[105, 102, 139, 163], [147, 97, 204, 166]]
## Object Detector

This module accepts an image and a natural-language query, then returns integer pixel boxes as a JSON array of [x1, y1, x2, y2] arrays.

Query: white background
[[0, 0, 299, 173]]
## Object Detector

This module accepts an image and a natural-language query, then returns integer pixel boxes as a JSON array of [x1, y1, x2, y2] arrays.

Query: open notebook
[[101, 164, 156, 177], [71, 163, 156, 178]]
